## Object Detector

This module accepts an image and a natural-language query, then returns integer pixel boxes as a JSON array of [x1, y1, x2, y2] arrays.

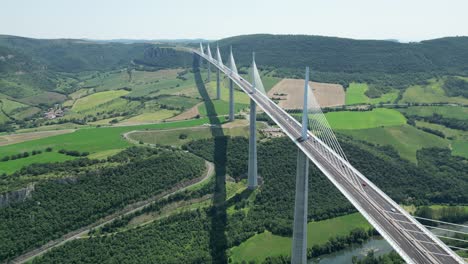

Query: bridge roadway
[[194, 50, 464, 264]]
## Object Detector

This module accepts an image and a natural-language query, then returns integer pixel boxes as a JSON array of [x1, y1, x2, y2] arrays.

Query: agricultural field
[[324, 108, 406, 130], [0, 129, 75, 147], [15, 123, 86, 133], [207, 80, 251, 104], [127, 120, 265, 146], [117, 109, 178, 125], [341, 125, 449, 162], [268, 78, 345, 109], [452, 140, 468, 158], [398, 106, 468, 120], [0, 117, 222, 174], [11, 106, 40, 120], [400, 79, 468, 104], [0, 152, 75, 175], [20, 91, 67, 106], [0, 111, 9, 124], [0, 98, 41, 123], [229, 213, 370, 263], [345, 83, 398, 105], [198, 100, 249, 116], [152, 95, 201, 110], [415, 121, 468, 141], [0, 98, 27, 114], [71, 90, 129, 112]]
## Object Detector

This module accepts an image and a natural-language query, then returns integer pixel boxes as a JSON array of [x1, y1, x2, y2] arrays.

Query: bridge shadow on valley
[[193, 55, 228, 263]]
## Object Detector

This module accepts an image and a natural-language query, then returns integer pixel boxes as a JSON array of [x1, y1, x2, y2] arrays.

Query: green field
[[342, 125, 449, 162], [229, 213, 370, 263], [415, 121, 468, 141], [207, 80, 251, 104], [128, 121, 265, 146], [72, 90, 129, 112], [198, 100, 249, 116], [401, 79, 468, 104], [0, 117, 223, 174], [20, 91, 67, 106], [345, 83, 398, 105], [324, 108, 406, 130], [0, 152, 75, 174], [0, 111, 9, 124], [452, 140, 468, 158], [398, 106, 468, 120], [16, 123, 86, 133], [153, 95, 201, 110], [119, 110, 178, 124], [0, 98, 27, 114]]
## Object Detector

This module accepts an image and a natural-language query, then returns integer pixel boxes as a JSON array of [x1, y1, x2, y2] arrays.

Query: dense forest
[[0, 35, 191, 73], [0, 148, 205, 262], [216, 34, 468, 89]]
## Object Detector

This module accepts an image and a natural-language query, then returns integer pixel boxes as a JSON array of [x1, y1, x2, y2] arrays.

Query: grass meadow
[[229, 213, 370, 263]]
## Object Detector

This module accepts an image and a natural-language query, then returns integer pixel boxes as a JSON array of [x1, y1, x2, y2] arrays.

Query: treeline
[[415, 206, 468, 225], [58, 149, 89, 157], [443, 76, 468, 98], [411, 113, 467, 131], [0, 147, 53, 162], [352, 251, 404, 264], [406, 118, 446, 138], [0, 148, 205, 262]]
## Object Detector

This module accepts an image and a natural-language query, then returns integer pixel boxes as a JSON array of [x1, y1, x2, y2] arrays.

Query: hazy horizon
[[1, 0, 468, 42]]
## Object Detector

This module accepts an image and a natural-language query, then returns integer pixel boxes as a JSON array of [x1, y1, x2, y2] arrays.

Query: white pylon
[[229, 46, 238, 74], [216, 43, 223, 66], [199, 43, 204, 55]]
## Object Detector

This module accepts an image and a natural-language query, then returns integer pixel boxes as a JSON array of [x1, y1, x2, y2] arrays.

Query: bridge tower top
[[199, 43, 204, 55], [229, 46, 238, 74], [216, 43, 223, 66], [207, 43, 212, 59]]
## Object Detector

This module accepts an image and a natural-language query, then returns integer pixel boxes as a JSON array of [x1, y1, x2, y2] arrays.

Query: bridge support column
[[292, 66, 311, 264], [207, 63, 211, 83], [229, 79, 235, 121], [216, 68, 221, 100], [247, 98, 257, 189], [291, 150, 309, 264]]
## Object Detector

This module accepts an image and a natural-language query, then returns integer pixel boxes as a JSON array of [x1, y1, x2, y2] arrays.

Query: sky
[[1, 0, 467, 42]]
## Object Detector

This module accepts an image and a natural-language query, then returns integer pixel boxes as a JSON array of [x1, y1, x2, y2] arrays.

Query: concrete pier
[[291, 150, 309, 263], [291, 67, 311, 264], [216, 68, 220, 100], [247, 98, 258, 189], [229, 79, 234, 121]]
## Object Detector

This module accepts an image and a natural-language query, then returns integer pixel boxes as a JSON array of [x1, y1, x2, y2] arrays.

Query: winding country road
[[10, 160, 214, 264]]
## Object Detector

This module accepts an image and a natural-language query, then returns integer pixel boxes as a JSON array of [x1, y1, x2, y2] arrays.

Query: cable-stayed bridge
[[193, 44, 466, 264]]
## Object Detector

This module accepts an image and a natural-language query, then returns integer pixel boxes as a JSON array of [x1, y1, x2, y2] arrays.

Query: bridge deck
[[194, 50, 464, 264]]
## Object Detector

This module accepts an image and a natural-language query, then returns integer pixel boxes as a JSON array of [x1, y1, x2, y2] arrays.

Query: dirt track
[[268, 78, 345, 109]]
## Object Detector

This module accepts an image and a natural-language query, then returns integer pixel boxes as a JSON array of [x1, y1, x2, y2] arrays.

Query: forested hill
[[0, 35, 191, 73], [217, 34, 468, 76]]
